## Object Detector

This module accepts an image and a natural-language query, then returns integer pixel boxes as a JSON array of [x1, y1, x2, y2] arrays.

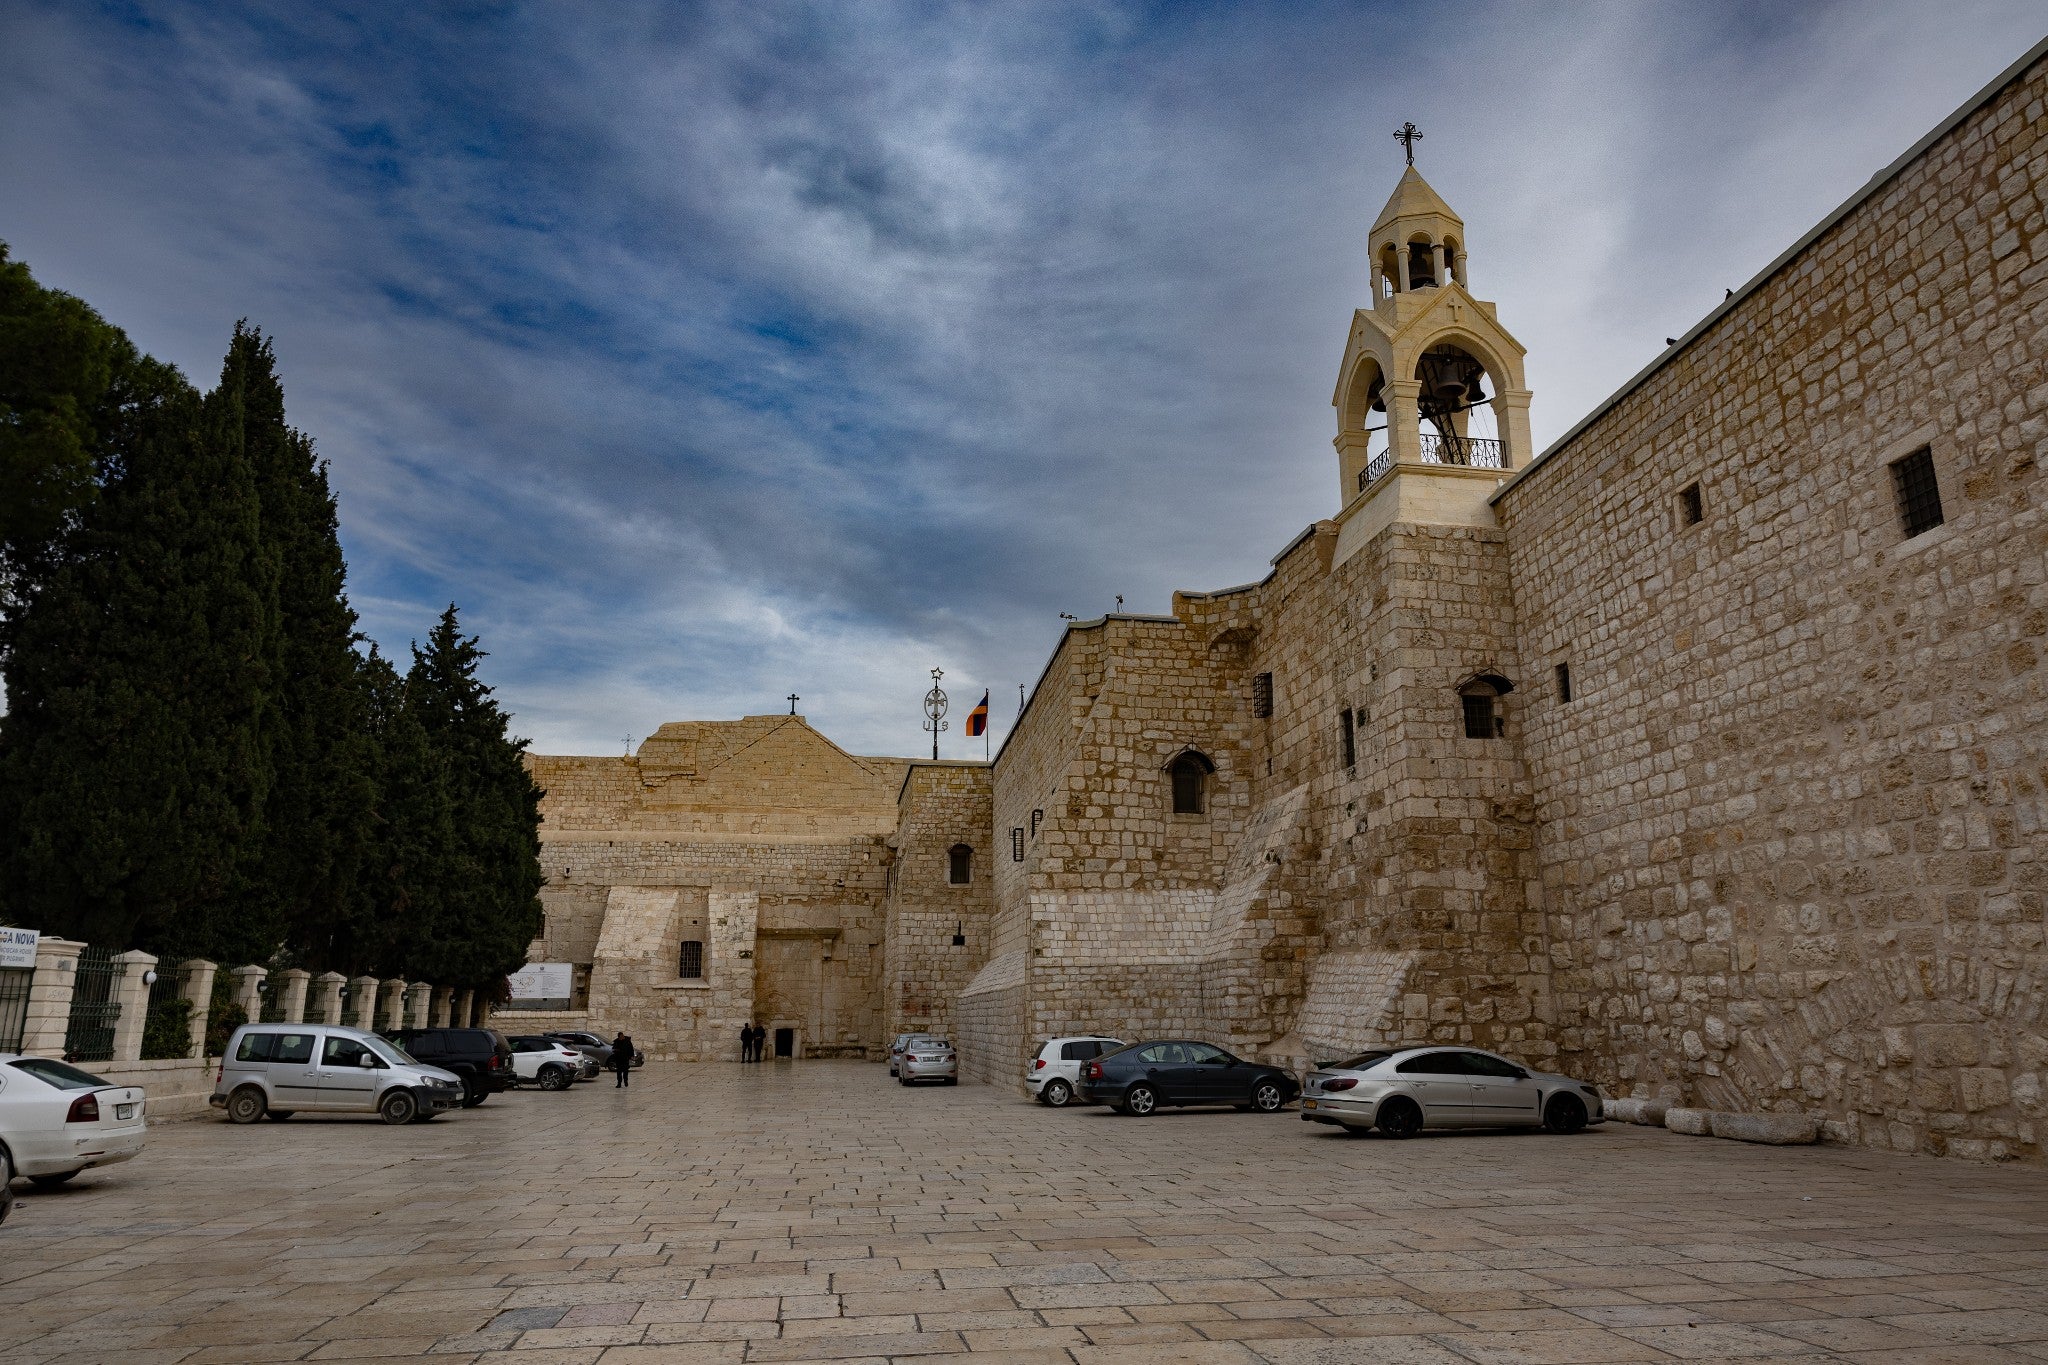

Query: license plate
[[115, 1103, 135, 1120], [1301, 1098, 1318, 1109]]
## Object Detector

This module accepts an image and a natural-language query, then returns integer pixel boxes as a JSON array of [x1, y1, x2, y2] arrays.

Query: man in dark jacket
[[611, 1032, 634, 1086], [751, 1022, 767, 1061]]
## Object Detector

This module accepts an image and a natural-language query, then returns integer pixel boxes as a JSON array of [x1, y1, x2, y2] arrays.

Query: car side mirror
[[358, 1054, 378, 1069]]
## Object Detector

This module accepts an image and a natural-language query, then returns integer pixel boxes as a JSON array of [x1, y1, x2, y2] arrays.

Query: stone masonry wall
[[1493, 54, 2048, 1159], [881, 763, 994, 1043]]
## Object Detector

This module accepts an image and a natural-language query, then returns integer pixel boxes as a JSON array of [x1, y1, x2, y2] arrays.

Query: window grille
[[1340, 708, 1356, 768], [1251, 672, 1273, 718], [1030, 808, 1043, 837], [948, 844, 973, 885], [679, 940, 704, 979], [1555, 662, 1572, 703], [1462, 692, 1496, 740], [1678, 481, 1703, 527], [1011, 827, 1024, 861], [1891, 447, 1943, 538]]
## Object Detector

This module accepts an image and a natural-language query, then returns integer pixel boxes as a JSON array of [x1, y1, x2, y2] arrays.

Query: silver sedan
[[1300, 1045, 1602, 1137], [898, 1039, 957, 1086]]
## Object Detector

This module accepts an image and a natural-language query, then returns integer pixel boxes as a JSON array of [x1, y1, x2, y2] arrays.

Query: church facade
[[517, 40, 2048, 1162]]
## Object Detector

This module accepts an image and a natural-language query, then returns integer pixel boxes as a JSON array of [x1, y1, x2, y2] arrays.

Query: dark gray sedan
[[1075, 1039, 1298, 1116]]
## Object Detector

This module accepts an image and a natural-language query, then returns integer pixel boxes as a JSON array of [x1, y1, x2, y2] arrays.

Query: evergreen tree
[[0, 343, 273, 959], [351, 645, 461, 978], [403, 605, 544, 986], [218, 325, 377, 972]]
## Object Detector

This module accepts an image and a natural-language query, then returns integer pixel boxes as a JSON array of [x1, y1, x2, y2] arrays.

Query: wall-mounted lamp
[[141, 969, 159, 987], [952, 922, 966, 947]]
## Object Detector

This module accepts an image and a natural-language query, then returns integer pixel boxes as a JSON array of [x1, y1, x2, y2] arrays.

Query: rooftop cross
[[787, 693, 800, 715], [1394, 121, 1423, 166]]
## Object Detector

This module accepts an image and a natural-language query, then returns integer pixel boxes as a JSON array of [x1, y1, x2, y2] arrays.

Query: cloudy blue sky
[[3, 2, 2042, 757]]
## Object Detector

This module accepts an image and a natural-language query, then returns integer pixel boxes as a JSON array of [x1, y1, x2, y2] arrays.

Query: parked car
[[1300, 1045, 1603, 1137], [888, 1032, 940, 1078], [1027, 1036, 1124, 1107], [211, 1024, 463, 1126], [898, 1038, 957, 1086], [545, 1030, 642, 1069], [1077, 1040, 1299, 1116], [508, 1035, 590, 1089], [383, 1027, 516, 1106], [0, 1054, 148, 1188]]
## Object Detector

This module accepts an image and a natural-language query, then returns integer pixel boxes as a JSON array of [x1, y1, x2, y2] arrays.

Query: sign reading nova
[[0, 927, 39, 970]]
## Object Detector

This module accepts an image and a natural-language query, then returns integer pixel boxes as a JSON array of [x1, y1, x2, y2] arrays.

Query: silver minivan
[[210, 1024, 465, 1125]]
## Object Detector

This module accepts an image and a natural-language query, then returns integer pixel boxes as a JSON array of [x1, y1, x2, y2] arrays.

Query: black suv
[[385, 1027, 515, 1106]]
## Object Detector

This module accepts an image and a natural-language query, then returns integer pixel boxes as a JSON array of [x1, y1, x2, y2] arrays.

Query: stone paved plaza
[[6, 1062, 2048, 1364]]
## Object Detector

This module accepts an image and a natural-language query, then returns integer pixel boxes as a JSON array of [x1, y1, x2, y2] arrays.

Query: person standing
[[611, 1031, 634, 1087], [738, 1021, 753, 1063], [751, 1022, 768, 1062]]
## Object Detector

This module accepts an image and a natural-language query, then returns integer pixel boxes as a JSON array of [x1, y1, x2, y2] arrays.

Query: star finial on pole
[[1394, 121, 1423, 167]]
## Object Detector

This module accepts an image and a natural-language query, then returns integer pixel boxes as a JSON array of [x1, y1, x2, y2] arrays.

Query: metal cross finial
[[1394, 121, 1423, 166], [787, 693, 800, 715]]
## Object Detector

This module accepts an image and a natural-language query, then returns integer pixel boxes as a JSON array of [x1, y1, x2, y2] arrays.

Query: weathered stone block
[[1663, 1107, 1712, 1135], [1606, 1097, 1669, 1126], [1709, 1111, 1820, 1145]]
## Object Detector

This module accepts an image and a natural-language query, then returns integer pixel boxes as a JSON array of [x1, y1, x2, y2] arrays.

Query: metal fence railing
[[64, 946, 122, 1063], [0, 968, 31, 1053], [140, 961, 193, 1059]]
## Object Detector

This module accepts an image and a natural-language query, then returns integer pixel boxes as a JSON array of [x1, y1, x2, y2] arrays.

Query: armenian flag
[[966, 690, 989, 737]]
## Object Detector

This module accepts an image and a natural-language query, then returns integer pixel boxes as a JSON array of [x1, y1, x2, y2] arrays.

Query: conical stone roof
[[1371, 166, 1463, 236]]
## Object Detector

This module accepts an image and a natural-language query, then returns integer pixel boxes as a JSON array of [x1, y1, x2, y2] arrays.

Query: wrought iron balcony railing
[[1358, 435, 1506, 493]]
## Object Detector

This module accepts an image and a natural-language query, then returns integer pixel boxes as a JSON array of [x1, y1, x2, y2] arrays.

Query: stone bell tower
[[1330, 154, 1534, 565]]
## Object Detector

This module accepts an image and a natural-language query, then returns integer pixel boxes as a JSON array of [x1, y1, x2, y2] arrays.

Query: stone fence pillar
[[276, 968, 310, 1024], [377, 978, 405, 1032], [231, 965, 267, 1023], [312, 972, 346, 1026], [347, 975, 378, 1028], [20, 937, 84, 1058], [407, 983, 432, 1029], [179, 959, 218, 1059], [110, 950, 158, 1064], [430, 984, 455, 1028]]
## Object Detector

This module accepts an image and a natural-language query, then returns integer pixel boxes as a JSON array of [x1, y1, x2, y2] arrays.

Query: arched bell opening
[[1377, 242, 1401, 297], [1413, 342, 1504, 470], [1406, 235, 1439, 289], [1442, 235, 1464, 287], [1338, 356, 1391, 495]]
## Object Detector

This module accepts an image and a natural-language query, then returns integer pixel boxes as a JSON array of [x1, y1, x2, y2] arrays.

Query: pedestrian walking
[[612, 1031, 634, 1087]]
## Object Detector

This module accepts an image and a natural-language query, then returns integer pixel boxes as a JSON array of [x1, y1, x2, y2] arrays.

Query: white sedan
[[0, 1054, 148, 1189]]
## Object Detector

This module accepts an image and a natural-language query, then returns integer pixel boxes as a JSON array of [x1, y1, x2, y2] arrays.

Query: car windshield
[[366, 1037, 416, 1066], [1335, 1051, 1394, 1072], [7, 1057, 108, 1090]]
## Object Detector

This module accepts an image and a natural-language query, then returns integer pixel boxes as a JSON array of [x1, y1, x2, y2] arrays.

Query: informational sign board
[[508, 962, 573, 1000], [0, 927, 39, 970]]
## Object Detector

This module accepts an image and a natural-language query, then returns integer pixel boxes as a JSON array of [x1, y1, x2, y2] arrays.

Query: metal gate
[[65, 945, 122, 1062], [0, 968, 31, 1053]]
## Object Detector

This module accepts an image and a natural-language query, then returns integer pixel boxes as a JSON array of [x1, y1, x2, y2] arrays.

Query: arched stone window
[[1168, 750, 1216, 815], [948, 843, 973, 885], [679, 940, 704, 979], [1457, 672, 1514, 740]]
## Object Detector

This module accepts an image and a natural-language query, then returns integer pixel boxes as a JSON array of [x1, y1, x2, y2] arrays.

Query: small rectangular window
[[1011, 827, 1024, 861], [1340, 708, 1356, 768], [1555, 663, 1572, 703], [1891, 447, 1943, 538], [948, 844, 973, 884], [236, 1032, 275, 1063], [679, 940, 704, 979], [1462, 693, 1496, 740], [1251, 672, 1273, 718], [1677, 481, 1703, 527], [1029, 808, 1043, 837]]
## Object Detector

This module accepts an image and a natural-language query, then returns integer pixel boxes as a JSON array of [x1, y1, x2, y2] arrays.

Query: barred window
[[1462, 693, 1496, 739], [1890, 447, 1943, 538], [1340, 708, 1356, 768], [948, 844, 973, 885], [1251, 672, 1273, 718], [1677, 481, 1703, 527], [1170, 750, 1215, 814], [679, 940, 704, 979], [1011, 827, 1024, 861]]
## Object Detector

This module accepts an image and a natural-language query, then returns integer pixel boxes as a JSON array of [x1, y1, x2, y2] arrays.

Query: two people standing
[[611, 1031, 634, 1087], [738, 1021, 768, 1062]]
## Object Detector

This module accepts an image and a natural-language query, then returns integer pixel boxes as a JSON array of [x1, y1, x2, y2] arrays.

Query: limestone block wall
[[880, 763, 993, 1044], [1493, 52, 2048, 1159], [955, 949, 1028, 1086]]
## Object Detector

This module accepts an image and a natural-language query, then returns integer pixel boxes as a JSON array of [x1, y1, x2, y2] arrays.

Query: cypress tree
[[352, 645, 461, 978], [219, 325, 377, 972], [0, 342, 272, 959], [403, 605, 544, 986]]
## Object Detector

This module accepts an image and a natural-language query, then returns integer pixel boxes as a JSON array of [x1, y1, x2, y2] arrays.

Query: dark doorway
[[774, 1027, 794, 1058]]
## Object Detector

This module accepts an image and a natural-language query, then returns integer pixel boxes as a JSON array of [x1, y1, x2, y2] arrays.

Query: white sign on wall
[[508, 962, 573, 1000], [0, 927, 39, 970]]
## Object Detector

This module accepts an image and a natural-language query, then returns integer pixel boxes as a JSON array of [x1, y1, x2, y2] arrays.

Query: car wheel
[[1251, 1079, 1287, 1113], [226, 1086, 267, 1125], [1124, 1084, 1158, 1116], [264, 1110, 295, 1122], [28, 1170, 78, 1189], [379, 1090, 419, 1126], [538, 1065, 570, 1091], [1376, 1097, 1422, 1139], [460, 1077, 487, 1108], [1041, 1079, 1074, 1108], [1544, 1094, 1588, 1135], [0, 1142, 13, 1186]]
